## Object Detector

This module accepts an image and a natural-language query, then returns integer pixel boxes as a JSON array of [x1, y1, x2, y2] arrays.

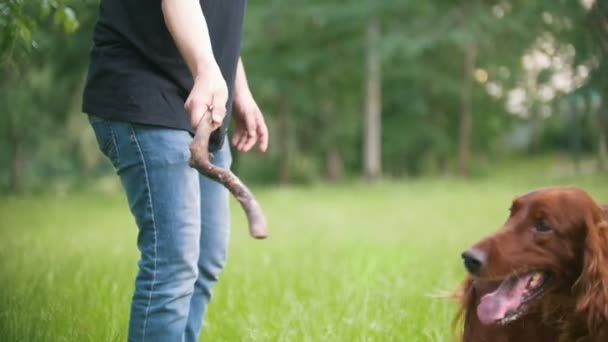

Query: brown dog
[[454, 187, 608, 342]]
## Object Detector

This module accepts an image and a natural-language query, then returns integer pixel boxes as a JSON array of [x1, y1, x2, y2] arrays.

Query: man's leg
[[90, 118, 201, 342], [185, 140, 232, 342]]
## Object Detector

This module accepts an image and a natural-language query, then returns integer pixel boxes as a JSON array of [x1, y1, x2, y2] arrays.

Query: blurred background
[[1, 0, 606, 192], [2, 1, 608, 341]]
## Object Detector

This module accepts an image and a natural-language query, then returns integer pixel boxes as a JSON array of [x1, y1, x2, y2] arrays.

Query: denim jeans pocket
[[89, 115, 119, 167]]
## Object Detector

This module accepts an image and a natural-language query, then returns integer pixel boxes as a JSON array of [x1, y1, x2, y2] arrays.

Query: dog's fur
[[454, 187, 608, 342]]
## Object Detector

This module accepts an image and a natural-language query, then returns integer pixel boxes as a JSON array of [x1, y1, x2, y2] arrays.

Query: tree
[[0, 0, 94, 192], [1, 0, 605, 190], [363, 15, 382, 181], [587, 1, 608, 170], [1, 0, 79, 67]]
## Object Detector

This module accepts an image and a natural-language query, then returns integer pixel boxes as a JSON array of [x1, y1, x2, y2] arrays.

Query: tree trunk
[[569, 98, 582, 173], [326, 145, 343, 182], [599, 67, 608, 172], [597, 104, 607, 171], [277, 93, 290, 184], [11, 138, 25, 193], [589, 2, 608, 171], [363, 16, 382, 182], [588, 2, 608, 56], [458, 42, 476, 177]]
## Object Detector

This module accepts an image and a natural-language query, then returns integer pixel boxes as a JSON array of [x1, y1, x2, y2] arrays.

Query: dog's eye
[[533, 221, 552, 233]]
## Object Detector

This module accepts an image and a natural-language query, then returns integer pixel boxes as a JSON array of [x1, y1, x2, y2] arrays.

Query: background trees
[[0, 0, 605, 192]]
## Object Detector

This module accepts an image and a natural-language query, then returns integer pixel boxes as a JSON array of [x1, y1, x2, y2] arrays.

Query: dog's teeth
[[528, 272, 542, 288]]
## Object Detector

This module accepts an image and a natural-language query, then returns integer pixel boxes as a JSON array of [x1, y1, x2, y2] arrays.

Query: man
[[82, 1, 268, 341]]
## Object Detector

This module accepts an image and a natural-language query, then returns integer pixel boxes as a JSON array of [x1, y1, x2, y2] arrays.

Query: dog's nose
[[461, 248, 486, 275]]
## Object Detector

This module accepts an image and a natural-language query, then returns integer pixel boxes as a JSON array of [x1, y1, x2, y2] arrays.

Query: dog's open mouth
[[476, 270, 553, 325]]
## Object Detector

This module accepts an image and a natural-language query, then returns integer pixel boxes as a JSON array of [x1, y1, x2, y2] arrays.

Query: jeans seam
[[130, 124, 158, 342], [108, 124, 120, 164]]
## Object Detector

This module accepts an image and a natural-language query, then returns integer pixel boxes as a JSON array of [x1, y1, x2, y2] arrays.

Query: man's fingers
[[210, 94, 227, 128], [237, 131, 251, 151], [236, 110, 255, 151], [210, 109, 225, 126], [187, 102, 207, 130], [210, 107, 226, 126], [185, 88, 215, 130], [232, 131, 242, 147], [235, 131, 247, 149], [257, 117, 269, 152], [232, 112, 268, 152], [241, 130, 257, 152]]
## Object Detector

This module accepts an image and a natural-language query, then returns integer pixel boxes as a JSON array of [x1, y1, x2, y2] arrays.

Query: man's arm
[[232, 57, 269, 152], [161, 0, 227, 129], [235, 58, 253, 105]]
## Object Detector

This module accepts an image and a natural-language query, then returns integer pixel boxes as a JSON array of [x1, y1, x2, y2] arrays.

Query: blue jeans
[[89, 116, 231, 342]]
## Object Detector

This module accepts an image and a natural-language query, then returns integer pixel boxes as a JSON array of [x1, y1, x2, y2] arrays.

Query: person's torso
[[83, 0, 247, 150]]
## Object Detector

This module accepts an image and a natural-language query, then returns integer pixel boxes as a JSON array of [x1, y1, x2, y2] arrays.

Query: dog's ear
[[452, 277, 475, 342], [575, 207, 608, 334]]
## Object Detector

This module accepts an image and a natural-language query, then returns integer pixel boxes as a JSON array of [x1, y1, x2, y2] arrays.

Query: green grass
[[1, 159, 607, 341]]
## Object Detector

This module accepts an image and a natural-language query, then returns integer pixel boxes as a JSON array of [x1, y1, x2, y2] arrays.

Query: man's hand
[[233, 92, 268, 152], [161, 0, 227, 130], [232, 57, 269, 152], [185, 66, 228, 131]]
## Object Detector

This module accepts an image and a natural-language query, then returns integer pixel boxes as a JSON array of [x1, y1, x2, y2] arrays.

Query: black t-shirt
[[82, 0, 246, 151]]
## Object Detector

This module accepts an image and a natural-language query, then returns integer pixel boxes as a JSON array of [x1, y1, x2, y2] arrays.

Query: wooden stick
[[189, 113, 268, 239]]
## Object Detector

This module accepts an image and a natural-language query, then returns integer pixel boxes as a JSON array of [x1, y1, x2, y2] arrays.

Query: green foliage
[[0, 0, 98, 192], [0, 0, 80, 66], [239, 0, 605, 180], [0, 0, 606, 191]]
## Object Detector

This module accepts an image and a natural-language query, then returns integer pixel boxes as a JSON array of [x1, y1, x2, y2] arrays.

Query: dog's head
[[461, 187, 608, 327]]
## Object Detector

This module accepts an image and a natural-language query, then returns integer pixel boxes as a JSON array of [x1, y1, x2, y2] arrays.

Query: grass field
[[1, 159, 607, 341]]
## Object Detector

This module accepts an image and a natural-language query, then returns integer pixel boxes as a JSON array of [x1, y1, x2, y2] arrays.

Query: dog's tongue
[[476, 274, 532, 325]]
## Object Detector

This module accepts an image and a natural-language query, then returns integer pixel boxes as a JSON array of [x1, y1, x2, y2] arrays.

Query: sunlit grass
[[1, 160, 607, 341]]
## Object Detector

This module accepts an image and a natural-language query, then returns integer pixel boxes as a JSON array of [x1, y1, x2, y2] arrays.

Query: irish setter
[[454, 187, 608, 342]]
